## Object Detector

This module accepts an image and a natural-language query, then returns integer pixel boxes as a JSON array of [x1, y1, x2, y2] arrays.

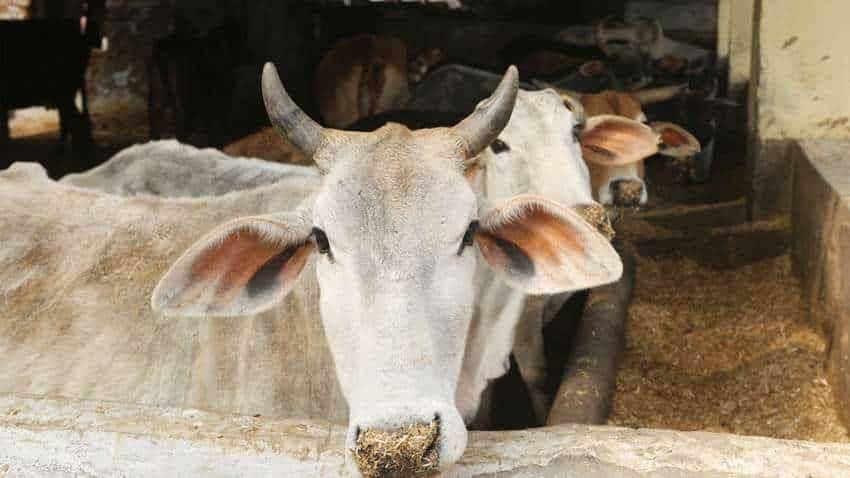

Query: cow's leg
[[55, 98, 76, 155], [71, 110, 93, 165], [468, 381, 495, 429], [512, 299, 550, 425]]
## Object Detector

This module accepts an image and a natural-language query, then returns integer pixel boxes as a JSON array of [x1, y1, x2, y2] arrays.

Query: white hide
[[460, 89, 601, 422], [61, 139, 320, 198]]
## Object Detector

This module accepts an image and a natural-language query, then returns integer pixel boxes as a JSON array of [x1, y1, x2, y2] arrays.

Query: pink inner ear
[[477, 205, 599, 291], [580, 115, 658, 166], [477, 197, 623, 294], [170, 228, 312, 314], [651, 122, 701, 157]]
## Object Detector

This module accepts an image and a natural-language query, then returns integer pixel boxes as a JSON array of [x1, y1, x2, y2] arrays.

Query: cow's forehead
[[313, 124, 476, 241], [502, 89, 576, 138]]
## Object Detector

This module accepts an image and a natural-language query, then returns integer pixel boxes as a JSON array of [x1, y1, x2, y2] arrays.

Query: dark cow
[[0, 18, 94, 161], [147, 9, 243, 147]]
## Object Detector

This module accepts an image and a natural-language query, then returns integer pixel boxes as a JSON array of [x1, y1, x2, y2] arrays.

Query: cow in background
[[314, 34, 442, 128], [540, 83, 700, 208], [0, 6, 102, 162], [147, 6, 244, 147]]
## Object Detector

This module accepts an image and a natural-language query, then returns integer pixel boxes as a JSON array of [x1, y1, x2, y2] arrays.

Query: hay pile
[[576, 204, 616, 240], [609, 252, 849, 442], [352, 419, 440, 478]]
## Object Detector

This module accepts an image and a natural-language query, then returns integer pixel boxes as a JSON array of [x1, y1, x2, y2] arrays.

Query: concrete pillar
[[717, 0, 754, 99], [748, 0, 850, 220]]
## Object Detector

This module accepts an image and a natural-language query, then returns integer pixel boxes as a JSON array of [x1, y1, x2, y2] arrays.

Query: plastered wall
[[748, 0, 850, 218]]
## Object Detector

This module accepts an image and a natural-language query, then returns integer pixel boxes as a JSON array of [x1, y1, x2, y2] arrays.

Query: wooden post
[[547, 239, 635, 426]]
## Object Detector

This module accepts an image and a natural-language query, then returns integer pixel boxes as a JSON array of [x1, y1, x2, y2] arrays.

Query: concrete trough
[[791, 139, 850, 428], [3, 393, 850, 477]]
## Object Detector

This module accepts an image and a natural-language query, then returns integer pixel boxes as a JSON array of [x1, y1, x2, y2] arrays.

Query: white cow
[[462, 88, 660, 423], [61, 139, 319, 198], [152, 63, 622, 476]]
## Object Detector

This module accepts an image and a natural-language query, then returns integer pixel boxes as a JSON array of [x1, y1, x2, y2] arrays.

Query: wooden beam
[[547, 239, 635, 426]]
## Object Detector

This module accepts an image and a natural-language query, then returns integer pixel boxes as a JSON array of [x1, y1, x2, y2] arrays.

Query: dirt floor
[[609, 219, 850, 443]]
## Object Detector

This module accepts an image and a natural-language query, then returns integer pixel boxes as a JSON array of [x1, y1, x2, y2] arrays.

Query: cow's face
[[152, 64, 622, 477], [478, 89, 592, 207], [576, 91, 700, 208]]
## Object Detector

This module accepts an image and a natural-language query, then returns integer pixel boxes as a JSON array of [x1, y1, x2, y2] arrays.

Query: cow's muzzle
[[347, 401, 466, 478], [611, 179, 645, 208], [353, 417, 441, 478]]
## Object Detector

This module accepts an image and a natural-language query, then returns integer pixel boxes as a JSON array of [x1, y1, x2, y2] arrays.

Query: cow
[[0, 18, 94, 161], [151, 63, 624, 476], [223, 40, 442, 163], [223, 66, 664, 426], [151, 64, 622, 473], [314, 34, 443, 128], [549, 17, 712, 95], [460, 88, 660, 423], [314, 34, 411, 128], [221, 126, 309, 166], [61, 139, 319, 198], [147, 7, 243, 147], [342, 83, 664, 424], [542, 85, 700, 208]]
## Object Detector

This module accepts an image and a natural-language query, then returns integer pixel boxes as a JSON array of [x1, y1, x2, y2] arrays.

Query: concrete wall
[[749, 0, 850, 219], [3, 394, 850, 477], [792, 139, 850, 428], [717, 0, 754, 99]]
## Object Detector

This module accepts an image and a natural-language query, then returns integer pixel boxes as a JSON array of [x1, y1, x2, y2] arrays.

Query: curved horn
[[452, 65, 519, 157], [261, 62, 327, 159]]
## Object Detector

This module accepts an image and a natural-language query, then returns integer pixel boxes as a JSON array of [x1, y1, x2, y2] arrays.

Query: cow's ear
[[579, 115, 659, 166], [476, 195, 622, 294], [650, 121, 701, 158], [152, 214, 314, 317]]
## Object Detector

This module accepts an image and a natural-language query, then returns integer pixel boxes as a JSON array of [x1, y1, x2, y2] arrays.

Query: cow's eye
[[573, 123, 584, 142], [458, 220, 479, 256], [312, 227, 331, 255], [490, 139, 510, 153]]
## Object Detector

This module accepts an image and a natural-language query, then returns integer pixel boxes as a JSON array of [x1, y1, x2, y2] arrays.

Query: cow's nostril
[[353, 418, 440, 478]]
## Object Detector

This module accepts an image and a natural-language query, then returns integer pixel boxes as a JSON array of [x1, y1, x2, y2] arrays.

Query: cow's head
[[152, 63, 622, 477], [564, 89, 700, 208]]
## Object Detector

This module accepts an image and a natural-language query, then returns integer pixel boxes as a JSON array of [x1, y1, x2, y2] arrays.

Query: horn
[[452, 65, 519, 157], [630, 84, 686, 105], [261, 62, 327, 160]]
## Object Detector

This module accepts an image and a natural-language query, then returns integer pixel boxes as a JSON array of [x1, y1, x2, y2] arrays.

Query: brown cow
[[314, 34, 410, 128], [314, 35, 444, 128], [545, 85, 699, 208]]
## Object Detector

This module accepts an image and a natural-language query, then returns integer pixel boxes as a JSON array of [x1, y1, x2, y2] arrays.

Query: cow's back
[[0, 162, 348, 423]]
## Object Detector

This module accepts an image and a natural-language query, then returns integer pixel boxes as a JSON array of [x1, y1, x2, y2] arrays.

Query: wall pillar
[[748, 0, 850, 220]]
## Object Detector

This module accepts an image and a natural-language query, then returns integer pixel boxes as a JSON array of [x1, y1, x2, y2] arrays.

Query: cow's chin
[[345, 397, 467, 477]]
